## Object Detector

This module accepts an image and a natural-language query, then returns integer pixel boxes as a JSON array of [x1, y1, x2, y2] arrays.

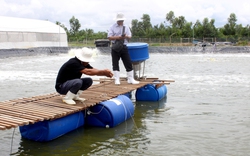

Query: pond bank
[[0, 46, 250, 58]]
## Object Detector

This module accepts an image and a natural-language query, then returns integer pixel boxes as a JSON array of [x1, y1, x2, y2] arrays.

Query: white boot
[[73, 90, 86, 102], [63, 91, 76, 105], [113, 71, 120, 85], [127, 70, 139, 84]]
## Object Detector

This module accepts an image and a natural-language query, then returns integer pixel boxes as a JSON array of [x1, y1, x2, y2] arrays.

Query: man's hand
[[103, 69, 113, 78], [117, 35, 126, 40]]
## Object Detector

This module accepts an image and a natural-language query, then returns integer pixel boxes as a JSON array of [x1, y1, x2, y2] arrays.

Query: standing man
[[55, 47, 113, 105], [107, 13, 139, 85]]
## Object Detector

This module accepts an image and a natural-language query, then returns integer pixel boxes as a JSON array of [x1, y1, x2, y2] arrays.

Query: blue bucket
[[19, 111, 84, 142], [127, 42, 149, 62], [86, 95, 134, 128], [135, 84, 167, 101]]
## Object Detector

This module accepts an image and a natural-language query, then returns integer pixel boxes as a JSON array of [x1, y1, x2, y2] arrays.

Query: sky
[[0, 0, 249, 32]]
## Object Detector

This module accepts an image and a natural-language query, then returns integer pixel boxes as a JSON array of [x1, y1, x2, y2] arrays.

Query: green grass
[[149, 43, 161, 46], [68, 41, 95, 47]]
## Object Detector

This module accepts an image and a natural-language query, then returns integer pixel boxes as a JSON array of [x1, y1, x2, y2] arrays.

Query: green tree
[[69, 16, 81, 35], [131, 14, 153, 37], [56, 21, 68, 33], [172, 16, 186, 29], [240, 25, 250, 37], [137, 21, 145, 36], [94, 31, 108, 39], [64, 12, 248, 44], [182, 22, 193, 38], [194, 18, 217, 39], [165, 10, 176, 37], [77, 29, 86, 41], [85, 28, 94, 39], [223, 13, 237, 36], [154, 23, 168, 37], [131, 19, 140, 37], [141, 14, 152, 31], [166, 11, 175, 25], [165, 11, 188, 37]]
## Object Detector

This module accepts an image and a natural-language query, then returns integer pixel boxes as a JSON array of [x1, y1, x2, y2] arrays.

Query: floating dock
[[0, 78, 174, 130]]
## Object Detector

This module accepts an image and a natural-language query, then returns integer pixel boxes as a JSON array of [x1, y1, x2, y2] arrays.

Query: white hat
[[115, 13, 126, 21], [73, 47, 95, 62]]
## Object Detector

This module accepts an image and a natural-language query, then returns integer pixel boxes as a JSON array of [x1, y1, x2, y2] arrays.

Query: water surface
[[0, 52, 249, 156]]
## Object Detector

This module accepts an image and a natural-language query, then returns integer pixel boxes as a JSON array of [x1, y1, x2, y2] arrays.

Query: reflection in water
[[135, 96, 167, 111]]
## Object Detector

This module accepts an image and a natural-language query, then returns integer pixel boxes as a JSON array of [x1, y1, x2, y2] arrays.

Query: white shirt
[[107, 23, 132, 44]]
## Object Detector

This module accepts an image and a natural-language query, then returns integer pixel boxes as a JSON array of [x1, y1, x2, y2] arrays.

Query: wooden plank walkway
[[0, 78, 174, 130]]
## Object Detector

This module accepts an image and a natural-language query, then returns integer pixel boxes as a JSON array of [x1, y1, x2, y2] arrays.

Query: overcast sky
[[1, 0, 249, 32]]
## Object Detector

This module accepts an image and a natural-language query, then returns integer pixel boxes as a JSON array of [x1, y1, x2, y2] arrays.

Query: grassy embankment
[[68, 40, 249, 47], [68, 41, 194, 47]]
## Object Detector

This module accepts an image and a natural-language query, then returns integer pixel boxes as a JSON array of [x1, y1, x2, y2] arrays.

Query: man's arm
[[81, 68, 113, 78], [107, 26, 131, 41], [108, 35, 130, 40]]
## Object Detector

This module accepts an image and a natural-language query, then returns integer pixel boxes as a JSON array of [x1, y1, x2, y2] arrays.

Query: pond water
[[0, 52, 249, 156]]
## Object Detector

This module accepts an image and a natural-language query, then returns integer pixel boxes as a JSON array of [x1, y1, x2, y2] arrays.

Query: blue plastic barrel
[[123, 92, 132, 99], [86, 95, 134, 128], [135, 84, 167, 101], [127, 42, 149, 62], [19, 111, 84, 142]]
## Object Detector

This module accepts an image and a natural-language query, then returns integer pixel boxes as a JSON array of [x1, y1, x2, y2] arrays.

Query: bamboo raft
[[0, 78, 174, 130]]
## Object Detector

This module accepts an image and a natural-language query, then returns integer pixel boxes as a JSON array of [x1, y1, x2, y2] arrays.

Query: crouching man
[[55, 47, 113, 105]]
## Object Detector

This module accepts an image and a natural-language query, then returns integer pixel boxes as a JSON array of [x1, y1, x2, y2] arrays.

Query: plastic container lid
[[127, 42, 148, 49]]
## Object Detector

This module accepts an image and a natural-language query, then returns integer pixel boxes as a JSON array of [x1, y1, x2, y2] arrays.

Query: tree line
[[56, 11, 250, 43]]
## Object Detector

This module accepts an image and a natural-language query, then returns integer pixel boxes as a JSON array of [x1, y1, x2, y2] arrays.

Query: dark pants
[[57, 77, 93, 95], [111, 45, 133, 72]]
